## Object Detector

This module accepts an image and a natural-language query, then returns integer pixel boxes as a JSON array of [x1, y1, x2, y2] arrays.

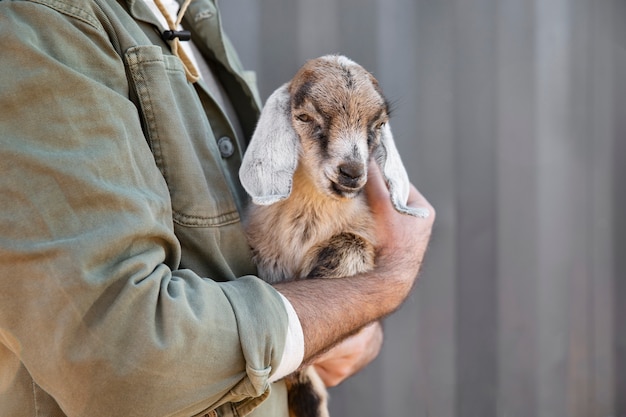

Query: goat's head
[[240, 55, 429, 218], [287, 56, 388, 199]]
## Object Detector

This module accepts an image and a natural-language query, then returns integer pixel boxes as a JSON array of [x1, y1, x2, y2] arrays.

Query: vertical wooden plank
[[612, 0, 626, 413], [535, 0, 570, 413], [567, 0, 593, 415], [452, 0, 498, 415], [412, 1, 458, 416], [589, 1, 616, 415], [496, 1, 539, 416], [535, 0, 594, 415], [535, 2, 570, 415]]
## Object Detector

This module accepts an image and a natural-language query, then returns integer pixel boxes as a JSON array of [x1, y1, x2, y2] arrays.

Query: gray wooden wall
[[219, 1, 625, 416]]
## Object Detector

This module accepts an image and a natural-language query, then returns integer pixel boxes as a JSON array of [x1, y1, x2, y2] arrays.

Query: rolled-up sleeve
[[0, 2, 288, 416]]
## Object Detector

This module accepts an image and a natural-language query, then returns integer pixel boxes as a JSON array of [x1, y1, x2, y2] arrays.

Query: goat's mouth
[[327, 161, 367, 198], [329, 180, 365, 199]]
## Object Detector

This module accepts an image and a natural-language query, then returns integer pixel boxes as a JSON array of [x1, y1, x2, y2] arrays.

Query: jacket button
[[218, 136, 235, 158]]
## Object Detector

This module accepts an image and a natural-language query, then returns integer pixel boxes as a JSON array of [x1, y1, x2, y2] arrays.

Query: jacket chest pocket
[[124, 45, 240, 227]]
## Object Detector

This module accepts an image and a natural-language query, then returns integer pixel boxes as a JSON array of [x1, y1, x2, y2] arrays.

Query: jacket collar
[[125, 0, 165, 29]]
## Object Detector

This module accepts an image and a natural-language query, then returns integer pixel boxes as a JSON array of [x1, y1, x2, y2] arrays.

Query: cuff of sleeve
[[269, 292, 304, 383]]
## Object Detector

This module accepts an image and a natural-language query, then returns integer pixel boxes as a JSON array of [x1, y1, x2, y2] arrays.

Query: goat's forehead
[[290, 60, 386, 114]]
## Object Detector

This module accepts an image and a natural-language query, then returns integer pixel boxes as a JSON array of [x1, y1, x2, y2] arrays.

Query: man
[[0, 0, 434, 416]]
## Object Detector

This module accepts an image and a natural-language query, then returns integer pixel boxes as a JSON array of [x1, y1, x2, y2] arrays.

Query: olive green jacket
[[0, 0, 291, 416]]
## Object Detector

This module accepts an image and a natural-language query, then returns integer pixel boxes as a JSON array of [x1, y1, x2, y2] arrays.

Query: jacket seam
[[172, 209, 241, 227], [125, 48, 170, 190]]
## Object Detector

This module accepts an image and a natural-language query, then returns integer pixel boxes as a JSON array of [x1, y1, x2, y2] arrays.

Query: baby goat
[[239, 55, 429, 417]]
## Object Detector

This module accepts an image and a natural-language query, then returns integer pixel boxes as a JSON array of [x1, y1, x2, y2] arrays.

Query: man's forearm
[[275, 257, 418, 362]]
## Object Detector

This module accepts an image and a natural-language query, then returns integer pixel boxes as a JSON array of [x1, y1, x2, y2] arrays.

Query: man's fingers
[[365, 161, 390, 204], [367, 160, 435, 220]]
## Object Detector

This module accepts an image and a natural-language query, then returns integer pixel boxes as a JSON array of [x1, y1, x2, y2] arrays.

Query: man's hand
[[312, 322, 383, 387], [365, 161, 435, 295]]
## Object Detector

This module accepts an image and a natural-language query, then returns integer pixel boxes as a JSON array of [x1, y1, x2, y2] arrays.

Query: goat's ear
[[374, 124, 430, 218], [239, 83, 298, 205]]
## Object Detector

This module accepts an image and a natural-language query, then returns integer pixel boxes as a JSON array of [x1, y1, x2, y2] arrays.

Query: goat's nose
[[339, 162, 364, 179], [338, 162, 365, 187]]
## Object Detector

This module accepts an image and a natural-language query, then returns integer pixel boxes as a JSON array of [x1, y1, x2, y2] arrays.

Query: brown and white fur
[[239, 55, 429, 417]]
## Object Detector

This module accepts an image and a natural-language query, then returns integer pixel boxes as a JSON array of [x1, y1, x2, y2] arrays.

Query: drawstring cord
[[153, 0, 200, 83]]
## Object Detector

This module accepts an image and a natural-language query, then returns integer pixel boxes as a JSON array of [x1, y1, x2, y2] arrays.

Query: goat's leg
[[303, 232, 375, 279], [286, 366, 330, 417]]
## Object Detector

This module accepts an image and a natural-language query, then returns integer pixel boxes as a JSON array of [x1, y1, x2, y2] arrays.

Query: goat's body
[[241, 55, 385, 417], [245, 165, 376, 283]]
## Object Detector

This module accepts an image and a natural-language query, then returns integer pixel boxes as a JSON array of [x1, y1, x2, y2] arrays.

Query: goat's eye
[[296, 113, 313, 123]]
